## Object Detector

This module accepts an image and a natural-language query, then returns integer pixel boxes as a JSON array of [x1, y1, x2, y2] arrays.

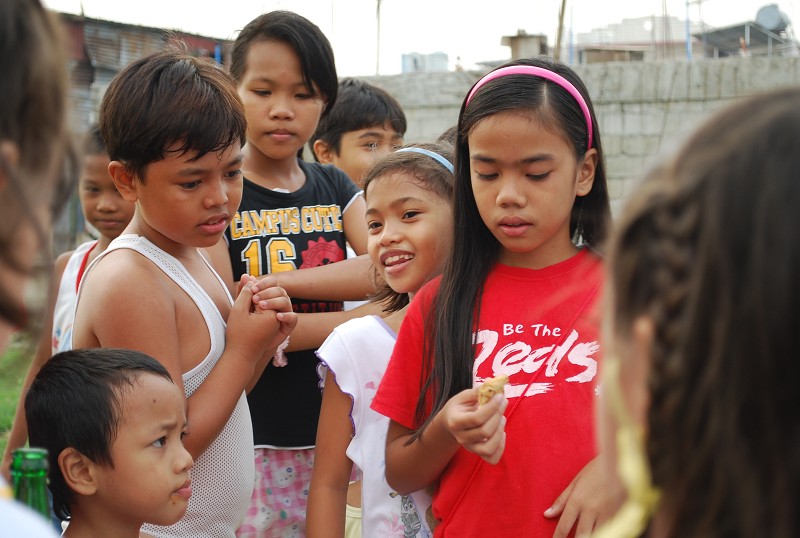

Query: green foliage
[[0, 336, 32, 457]]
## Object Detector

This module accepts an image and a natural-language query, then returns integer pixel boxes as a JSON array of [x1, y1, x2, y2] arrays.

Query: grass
[[0, 335, 33, 458]]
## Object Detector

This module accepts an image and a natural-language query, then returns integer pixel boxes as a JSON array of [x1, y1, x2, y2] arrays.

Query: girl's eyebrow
[[364, 196, 426, 216], [356, 131, 388, 140], [252, 76, 312, 90], [471, 153, 555, 164], [389, 196, 425, 207]]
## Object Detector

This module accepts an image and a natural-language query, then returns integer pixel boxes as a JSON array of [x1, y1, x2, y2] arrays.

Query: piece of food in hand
[[478, 374, 509, 405]]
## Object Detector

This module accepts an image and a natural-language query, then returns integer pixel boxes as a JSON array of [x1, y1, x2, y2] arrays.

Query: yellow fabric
[[591, 357, 661, 538], [344, 503, 362, 538]]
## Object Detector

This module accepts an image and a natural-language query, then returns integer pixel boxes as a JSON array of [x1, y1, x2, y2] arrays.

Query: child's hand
[[225, 277, 281, 364], [248, 275, 297, 344], [249, 275, 287, 312], [441, 388, 507, 464], [544, 455, 624, 538]]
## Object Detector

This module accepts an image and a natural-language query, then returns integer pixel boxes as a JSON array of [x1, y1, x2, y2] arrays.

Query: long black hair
[[413, 56, 611, 436]]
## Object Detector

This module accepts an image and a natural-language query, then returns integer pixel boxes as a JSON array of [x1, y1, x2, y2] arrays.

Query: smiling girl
[[307, 143, 455, 538]]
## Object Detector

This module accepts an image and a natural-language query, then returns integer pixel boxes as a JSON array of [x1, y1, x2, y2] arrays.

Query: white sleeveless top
[[317, 315, 433, 537], [51, 240, 96, 354], [79, 235, 255, 537]]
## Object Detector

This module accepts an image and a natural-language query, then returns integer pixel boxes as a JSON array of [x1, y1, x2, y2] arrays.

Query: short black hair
[[25, 348, 173, 520], [82, 123, 106, 156], [100, 48, 246, 182], [308, 77, 407, 160], [230, 10, 338, 116]]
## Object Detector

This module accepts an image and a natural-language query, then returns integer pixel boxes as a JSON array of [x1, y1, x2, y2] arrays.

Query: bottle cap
[[11, 448, 49, 472]]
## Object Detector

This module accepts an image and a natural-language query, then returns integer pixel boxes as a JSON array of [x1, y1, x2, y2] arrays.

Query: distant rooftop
[[694, 21, 796, 57]]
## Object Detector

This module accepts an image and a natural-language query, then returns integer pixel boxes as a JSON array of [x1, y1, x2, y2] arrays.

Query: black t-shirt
[[225, 159, 362, 446]]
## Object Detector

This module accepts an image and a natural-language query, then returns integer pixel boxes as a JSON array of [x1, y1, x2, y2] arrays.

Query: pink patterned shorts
[[236, 447, 315, 537]]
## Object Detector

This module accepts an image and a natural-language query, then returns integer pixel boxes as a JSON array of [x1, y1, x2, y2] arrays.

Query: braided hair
[[608, 87, 800, 537]]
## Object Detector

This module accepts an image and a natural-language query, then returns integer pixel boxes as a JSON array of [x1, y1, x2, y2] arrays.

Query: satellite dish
[[756, 4, 790, 32]]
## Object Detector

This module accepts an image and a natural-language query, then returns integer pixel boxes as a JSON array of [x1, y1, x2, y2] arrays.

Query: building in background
[[61, 12, 232, 134], [574, 15, 704, 63], [401, 51, 449, 73], [501, 30, 548, 60], [696, 4, 797, 57], [569, 4, 797, 63]]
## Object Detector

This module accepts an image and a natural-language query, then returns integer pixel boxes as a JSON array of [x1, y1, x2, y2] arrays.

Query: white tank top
[[52, 240, 96, 354], [81, 234, 255, 537]]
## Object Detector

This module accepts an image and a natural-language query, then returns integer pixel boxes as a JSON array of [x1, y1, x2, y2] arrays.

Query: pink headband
[[465, 65, 594, 149]]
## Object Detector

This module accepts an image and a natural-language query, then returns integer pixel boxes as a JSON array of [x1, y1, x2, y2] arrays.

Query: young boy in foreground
[[26, 348, 193, 538]]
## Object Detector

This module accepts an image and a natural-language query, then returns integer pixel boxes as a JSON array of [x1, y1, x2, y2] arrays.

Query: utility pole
[[376, 0, 382, 75], [686, 0, 708, 60], [685, 0, 692, 59], [555, 0, 567, 60]]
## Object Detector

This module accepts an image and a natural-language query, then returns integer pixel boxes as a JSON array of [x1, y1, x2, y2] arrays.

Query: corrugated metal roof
[[695, 22, 790, 56], [60, 12, 232, 72]]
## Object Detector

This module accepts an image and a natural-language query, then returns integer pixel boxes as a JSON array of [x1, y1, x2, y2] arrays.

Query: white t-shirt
[[317, 315, 433, 537], [343, 244, 368, 311]]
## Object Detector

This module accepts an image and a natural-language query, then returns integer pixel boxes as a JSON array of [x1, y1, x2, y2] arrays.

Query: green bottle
[[10, 447, 51, 520]]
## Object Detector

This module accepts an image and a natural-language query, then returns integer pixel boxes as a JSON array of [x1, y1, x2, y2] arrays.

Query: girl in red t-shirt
[[372, 57, 617, 537]]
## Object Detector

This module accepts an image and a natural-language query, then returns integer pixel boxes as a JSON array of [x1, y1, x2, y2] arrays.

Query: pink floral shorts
[[236, 447, 315, 537]]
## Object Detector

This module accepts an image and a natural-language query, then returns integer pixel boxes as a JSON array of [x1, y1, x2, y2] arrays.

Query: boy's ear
[[0, 140, 20, 193], [108, 160, 139, 202], [576, 148, 598, 197], [59, 447, 99, 496], [312, 139, 336, 165]]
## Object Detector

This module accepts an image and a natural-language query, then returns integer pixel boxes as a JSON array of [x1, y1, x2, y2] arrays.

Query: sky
[[44, 0, 798, 76]]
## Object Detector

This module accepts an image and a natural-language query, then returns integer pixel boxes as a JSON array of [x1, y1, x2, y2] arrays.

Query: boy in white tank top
[[72, 50, 296, 538]]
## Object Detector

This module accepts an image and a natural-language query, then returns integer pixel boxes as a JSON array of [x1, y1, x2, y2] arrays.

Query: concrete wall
[[366, 56, 800, 213]]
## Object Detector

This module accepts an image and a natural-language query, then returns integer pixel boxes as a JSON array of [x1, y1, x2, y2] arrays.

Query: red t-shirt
[[372, 249, 603, 537]]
